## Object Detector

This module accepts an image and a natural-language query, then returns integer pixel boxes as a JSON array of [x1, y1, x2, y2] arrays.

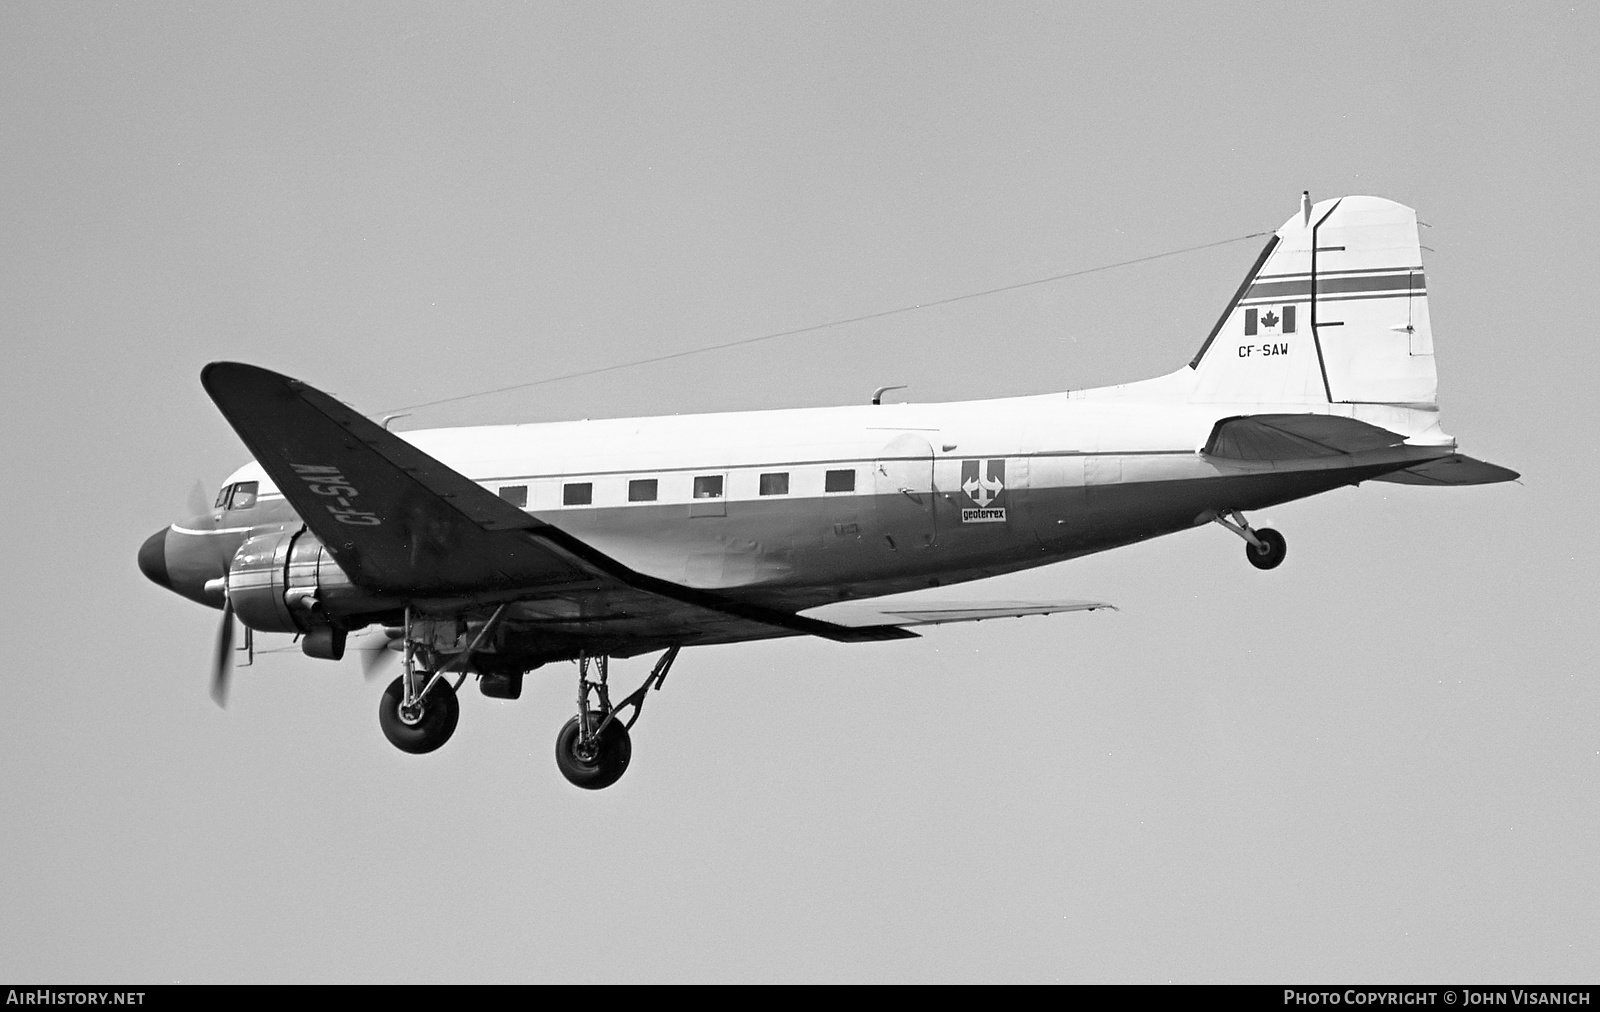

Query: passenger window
[[228, 481, 259, 510], [498, 485, 528, 508], [693, 475, 723, 499], [563, 483, 593, 506], [825, 469, 856, 493], [628, 479, 658, 502], [759, 473, 789, 496]]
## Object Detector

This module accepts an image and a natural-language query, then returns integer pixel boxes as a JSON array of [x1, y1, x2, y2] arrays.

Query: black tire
[[379, 676, 460, 754], [555, 711, 632, 790], [1247, 527, 1287, 570]]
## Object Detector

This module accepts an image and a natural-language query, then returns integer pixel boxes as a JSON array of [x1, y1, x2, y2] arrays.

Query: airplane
[[138, 194, 1516, 789]]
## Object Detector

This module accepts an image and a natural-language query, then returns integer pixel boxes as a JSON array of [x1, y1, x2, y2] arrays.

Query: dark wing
[[201, 362, 913, 645]]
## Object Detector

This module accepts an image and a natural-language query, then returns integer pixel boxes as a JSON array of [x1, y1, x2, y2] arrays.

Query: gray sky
[[2, 2, 1595, 983]]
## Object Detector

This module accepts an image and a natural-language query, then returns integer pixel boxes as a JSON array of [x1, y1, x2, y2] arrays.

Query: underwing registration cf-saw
[[139, 194, 1516, 789]]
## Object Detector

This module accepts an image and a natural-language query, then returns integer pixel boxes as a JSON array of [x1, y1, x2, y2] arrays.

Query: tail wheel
[[379, 676, 460, 754], [1247, 528, 1287, 570], [555, 711, 632, 790]]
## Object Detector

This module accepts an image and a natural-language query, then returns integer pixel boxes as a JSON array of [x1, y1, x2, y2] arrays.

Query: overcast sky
[[2, 2, 1595, 983]]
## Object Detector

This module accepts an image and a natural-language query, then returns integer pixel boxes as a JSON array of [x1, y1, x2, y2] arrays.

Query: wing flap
[[805, 598, 1115, 628]]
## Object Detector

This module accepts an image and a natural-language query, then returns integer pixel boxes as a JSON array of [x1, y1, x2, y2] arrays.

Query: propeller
[[210, 596, 235, 708], [187, 479, 211, 518], [205, 619, 397, 705], [351, 626, 403, 681]]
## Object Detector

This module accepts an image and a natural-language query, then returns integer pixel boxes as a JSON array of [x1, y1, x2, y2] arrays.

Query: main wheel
[[555, 711, 632, 790], [379, 676, 460, 754], [1246, 527, 1287, 570]]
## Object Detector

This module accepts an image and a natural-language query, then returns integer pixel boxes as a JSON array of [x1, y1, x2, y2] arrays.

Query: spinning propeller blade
[[210, 598, 235, 708], [187, 480, 211, 518], [351, 626, 402, 681]]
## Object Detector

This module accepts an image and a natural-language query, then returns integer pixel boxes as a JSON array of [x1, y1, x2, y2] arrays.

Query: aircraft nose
[[138, 527, 173, 591]]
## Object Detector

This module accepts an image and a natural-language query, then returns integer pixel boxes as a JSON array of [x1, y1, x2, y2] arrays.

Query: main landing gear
[[377, 605, 505, 755], [555, 647, 680, 790], [379, 674, 459, 754], [1213, 510, 1288, 570], [372, 603, 681, 788]]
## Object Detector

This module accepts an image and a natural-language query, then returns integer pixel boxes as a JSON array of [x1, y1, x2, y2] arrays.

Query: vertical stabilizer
[[1189, 196, 1437, 406]]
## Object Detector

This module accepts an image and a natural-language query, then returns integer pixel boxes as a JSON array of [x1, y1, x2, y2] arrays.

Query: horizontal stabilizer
[[806, 598, 1115, 629], [1370, 454, 1520, 486], [1204, 413, 1408, 460]]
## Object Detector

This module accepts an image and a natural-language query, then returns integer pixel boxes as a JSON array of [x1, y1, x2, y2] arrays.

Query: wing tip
[[200, 361, 298, 400]]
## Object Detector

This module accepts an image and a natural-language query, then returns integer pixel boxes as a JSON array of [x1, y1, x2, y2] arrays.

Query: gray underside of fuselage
[[666, 458, 1407, 613]]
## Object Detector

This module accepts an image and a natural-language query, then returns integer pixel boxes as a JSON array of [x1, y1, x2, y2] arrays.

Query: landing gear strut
[[1213, 510, 1287, 570], [555, 647, 680, 790], [377, 605, 506, 755]]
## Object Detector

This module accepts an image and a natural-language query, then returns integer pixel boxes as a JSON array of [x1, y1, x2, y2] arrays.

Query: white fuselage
[[212, 369, 1449, 611]]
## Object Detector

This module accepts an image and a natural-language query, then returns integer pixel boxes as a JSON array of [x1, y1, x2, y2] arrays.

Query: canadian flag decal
[[1245, 305, 1295, 336]]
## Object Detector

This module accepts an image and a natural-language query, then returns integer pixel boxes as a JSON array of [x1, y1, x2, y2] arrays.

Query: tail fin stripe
[[1259, 265, 1425, 281], [1245, 273, 1424, 301], [1309, 290, 1427, 306], [1237, 292, 1429, 311]]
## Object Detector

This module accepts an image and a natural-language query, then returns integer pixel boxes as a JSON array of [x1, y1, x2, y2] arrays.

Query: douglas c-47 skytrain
[[139, 194, 1516, 789]]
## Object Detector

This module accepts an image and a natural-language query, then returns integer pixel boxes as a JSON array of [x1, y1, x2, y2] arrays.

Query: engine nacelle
[[226, 528, 383, 634]]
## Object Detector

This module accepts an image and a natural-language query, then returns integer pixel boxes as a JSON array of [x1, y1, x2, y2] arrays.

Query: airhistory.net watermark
[[5, 993, 145, 1005]]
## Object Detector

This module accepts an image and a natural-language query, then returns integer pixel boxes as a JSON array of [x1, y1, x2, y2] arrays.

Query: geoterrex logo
[[960, 459, 1006, 523]]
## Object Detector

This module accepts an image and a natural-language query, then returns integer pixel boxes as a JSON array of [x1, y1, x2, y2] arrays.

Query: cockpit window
[[228, 481, 259, 510], [215, 486, 230, 510]]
